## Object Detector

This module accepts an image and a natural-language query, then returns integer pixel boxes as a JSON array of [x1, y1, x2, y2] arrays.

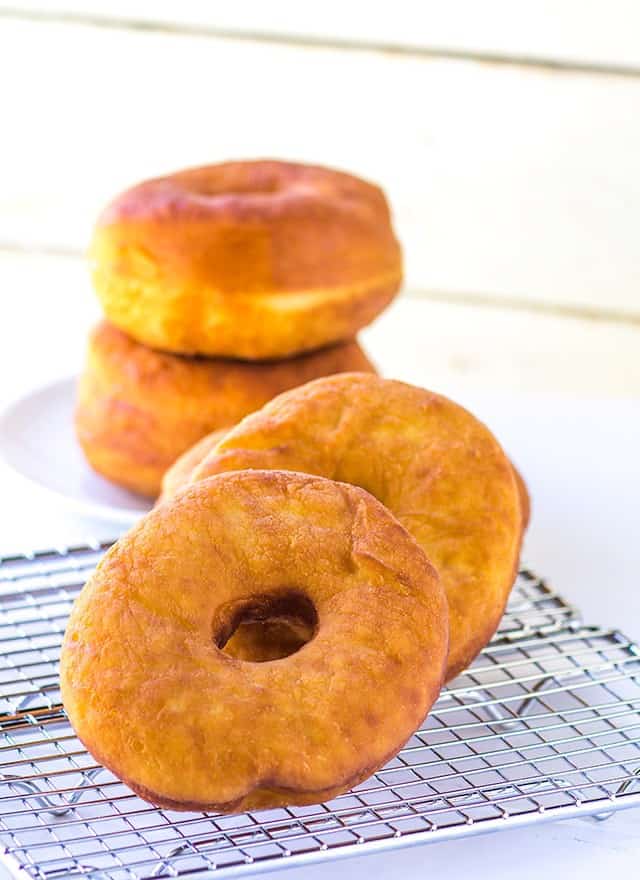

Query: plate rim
[[0, 376, 151, 525]]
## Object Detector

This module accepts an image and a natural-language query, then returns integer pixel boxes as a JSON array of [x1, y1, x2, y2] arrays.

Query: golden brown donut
[[75, 321, 376, 497], [90, 160, 403, 359], [512, 465, 531, 531], [158, 428, 230, 503], [190, 373, 523, 681], [61, 469, 448, 812], [166, 429, 531, 539]]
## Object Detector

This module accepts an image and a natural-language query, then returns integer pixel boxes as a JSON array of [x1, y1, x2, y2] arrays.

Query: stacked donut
[[76, 160, 402, 496]]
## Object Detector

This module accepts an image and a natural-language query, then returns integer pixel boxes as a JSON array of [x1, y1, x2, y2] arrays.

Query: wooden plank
[[0, 252, 638, 405], [10, 0, 640, 71], [2, 19, 640, 315], [363, 296, 640, 397]]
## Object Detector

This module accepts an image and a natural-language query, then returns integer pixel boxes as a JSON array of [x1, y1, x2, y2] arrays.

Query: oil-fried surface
[[61, 470, 448, 812], [189, 374, 523, 681], [90, 160, 403, 359], [159, 428, 230, 502], [75, 321, 375, 496]]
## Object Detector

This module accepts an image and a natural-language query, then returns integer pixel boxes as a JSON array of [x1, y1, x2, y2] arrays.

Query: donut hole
[[214, 591, 318, 662]]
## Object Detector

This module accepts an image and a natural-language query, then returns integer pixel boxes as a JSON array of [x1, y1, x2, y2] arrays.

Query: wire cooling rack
[[1, 543, 640, 880]]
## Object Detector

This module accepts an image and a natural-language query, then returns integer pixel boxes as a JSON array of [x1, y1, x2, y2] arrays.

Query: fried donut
[[189, 374, 523, 681], [159, 428, 230, 503], [166, 428, 531, 538], [75, 321, 376, 497], [90, 160, 403, 359], [61, 470, 448, 812], [512, 465, 531, 531]]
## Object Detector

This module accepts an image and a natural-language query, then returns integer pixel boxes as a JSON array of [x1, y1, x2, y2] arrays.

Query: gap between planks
[[0, 245, 638, 331], [2, 6, 640, 80]]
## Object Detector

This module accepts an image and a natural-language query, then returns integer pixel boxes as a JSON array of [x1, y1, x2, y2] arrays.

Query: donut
[[159, 428, 230, 503], [61, 469, 448, 812], [165, 425, 531, 538], [512, 465, 531, 531], [75, 321, 376, 497], [188, 373, 523, 681], [90, 160, 403, 359]]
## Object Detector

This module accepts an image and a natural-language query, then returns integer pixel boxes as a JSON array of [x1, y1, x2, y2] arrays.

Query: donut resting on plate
[[75, 321, 375, 497]]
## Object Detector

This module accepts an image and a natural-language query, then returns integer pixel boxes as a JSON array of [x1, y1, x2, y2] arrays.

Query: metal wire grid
[[0, 545, 639, 880]]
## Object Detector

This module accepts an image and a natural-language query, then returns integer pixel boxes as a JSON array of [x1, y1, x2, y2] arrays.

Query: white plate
[[0, 378, 152, 524]]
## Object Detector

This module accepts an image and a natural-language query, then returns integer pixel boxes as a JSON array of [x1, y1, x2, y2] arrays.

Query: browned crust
[[90, 160, 402, 358], [74, 321, 376, 497], [61, 470, 448, 812], [512, 464, 531, 531], [84, 731, 404, 813], [95, 160, 401, 291], [158, 429, 230, 503]]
